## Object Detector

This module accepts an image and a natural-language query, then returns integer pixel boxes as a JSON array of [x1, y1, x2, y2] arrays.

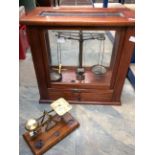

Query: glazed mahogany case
[[20, 7, 135, 105]]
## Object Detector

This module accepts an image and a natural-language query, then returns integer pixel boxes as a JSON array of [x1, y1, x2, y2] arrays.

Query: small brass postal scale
[[23, 98, 79, 155]]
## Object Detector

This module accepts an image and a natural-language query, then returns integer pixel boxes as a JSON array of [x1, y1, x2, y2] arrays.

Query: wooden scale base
[[23, 113, 79, 155]]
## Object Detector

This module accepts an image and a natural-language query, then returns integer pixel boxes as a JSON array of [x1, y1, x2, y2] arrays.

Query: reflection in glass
[[48, 30, 115, 82]]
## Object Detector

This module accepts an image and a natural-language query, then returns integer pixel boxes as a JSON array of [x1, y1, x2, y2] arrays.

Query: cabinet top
[[20, 7, 135, 27]]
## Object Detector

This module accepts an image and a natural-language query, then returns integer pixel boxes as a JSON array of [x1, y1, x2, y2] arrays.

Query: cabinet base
[[39, 99, 121, 105]]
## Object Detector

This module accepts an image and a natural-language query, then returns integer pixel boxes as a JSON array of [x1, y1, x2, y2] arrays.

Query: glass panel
[[82, 30, 115, 67], [49, 30, 79, 66], [48, 30, 115, 67], [40, 11, 124, 17], [48, 30, 116, 83]]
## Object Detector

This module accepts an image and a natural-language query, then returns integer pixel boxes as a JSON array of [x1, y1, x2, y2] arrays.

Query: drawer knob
[[71, 89, 81, 93]]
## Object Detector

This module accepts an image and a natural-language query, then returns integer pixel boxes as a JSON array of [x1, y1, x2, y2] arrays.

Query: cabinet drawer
[[48, 88, 113, 102], [49, 91, 80, 101], [80, 92, 112, 102]]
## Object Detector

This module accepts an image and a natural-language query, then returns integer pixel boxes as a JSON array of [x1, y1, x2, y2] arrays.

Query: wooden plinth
[[23, 113, 79, 155]]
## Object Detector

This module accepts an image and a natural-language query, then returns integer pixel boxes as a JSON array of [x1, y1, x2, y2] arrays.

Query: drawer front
[[48, 88, 113, 102], [80, 92, 112, 102], [49, 91, 80, 101]]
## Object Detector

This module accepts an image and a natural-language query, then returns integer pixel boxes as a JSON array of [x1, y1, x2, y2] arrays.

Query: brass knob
[[25, 118, 38, 131], [71, 89, 81, 93]]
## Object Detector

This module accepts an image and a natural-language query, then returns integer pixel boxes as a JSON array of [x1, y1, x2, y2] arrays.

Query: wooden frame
[[20, 7, 135, 105]]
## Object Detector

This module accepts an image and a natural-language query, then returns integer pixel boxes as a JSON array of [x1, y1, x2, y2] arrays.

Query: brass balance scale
[[50, 30, 107, 82]]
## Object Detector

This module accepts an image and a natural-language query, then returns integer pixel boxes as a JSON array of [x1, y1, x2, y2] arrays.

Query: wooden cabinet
[[20, 7, 135, 105]]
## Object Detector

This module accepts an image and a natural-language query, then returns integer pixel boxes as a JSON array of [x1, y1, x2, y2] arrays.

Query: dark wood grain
[[110, 28, 126, 88], [112, 27, 135, 102], [26, 27, 50, 100]]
